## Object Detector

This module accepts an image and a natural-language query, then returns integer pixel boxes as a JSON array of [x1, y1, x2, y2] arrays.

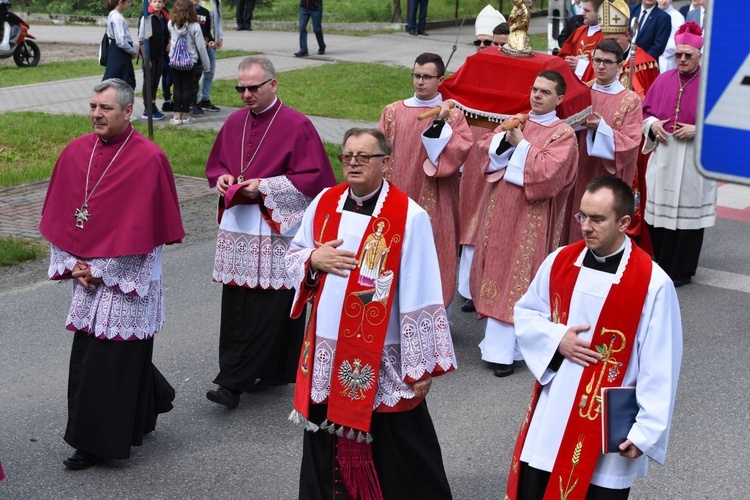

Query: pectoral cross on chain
[[75, 203, 90, 229]]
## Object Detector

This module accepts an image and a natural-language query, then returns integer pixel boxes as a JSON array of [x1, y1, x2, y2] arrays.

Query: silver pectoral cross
[[75, 203, 90, 229]]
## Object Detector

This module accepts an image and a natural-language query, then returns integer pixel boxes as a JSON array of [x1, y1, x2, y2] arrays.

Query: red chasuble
[[292, 183, 409, 435], [40, 125, 184, 258], [506, 241, 652, 500], [557, 25, 604, 83]]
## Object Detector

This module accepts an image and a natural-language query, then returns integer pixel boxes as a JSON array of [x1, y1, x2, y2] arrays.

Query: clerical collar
[[99, 124, 133, 146], [583, 239, 626, 273], [404, 93, 443, 108], [587, 24, 601, 37], [343, 183, 383, 216], [251, 97, 279, 118], [592, 80, 625, 94], [529, 110, 558, 126]]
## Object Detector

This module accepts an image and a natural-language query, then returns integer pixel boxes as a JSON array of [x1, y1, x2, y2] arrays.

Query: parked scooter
[[0, 0, 39, 67]]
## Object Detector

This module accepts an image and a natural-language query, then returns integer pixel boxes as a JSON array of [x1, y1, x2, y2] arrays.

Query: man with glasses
[[561, 39, 642, 245], [641, 22, 715, 287], [470, 70, 578, 378], [204, 56, 336, 409], [379, 52, 472, 310], [287, 128, 456, 499], [505, 175, 682, 500], [557, 0, 604, 81]]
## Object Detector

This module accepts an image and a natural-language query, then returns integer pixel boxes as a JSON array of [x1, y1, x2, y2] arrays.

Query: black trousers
[[518, 462, 630, 500], [64, 331, 174, 459], [647, 224, 705, 279], [171, 67, 196, 113], [299, 401, 452, 500], [236, 0, 256, 29], [213, 285, 304, 391], [142, 56, 164, 110]]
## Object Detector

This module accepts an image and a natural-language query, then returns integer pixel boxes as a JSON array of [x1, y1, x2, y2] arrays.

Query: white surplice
[[514, 237, 683, 489]]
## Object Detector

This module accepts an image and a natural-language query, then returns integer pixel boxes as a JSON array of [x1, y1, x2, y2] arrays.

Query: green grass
[[0, 50, 256, 89], [0, 111, 343, 187], [0, 237, 43, 266], [212, 62, 411, 122]]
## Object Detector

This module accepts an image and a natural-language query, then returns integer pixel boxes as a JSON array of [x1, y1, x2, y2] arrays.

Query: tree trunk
[[391, 0, 402, 23]]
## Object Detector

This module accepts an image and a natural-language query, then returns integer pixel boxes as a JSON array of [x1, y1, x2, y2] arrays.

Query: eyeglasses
[[235, 78, 272, 93], [592, 58, 618, 67], [674, 52, 695, 60], [411, 73, 440, 82], [473, 39, 493, 47], [530, 86, 555, 97], [575, 212, 621, 226], [338, 153, 386, 165]]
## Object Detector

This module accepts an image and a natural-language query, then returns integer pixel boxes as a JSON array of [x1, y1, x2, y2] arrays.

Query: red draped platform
[[441, 48, 592, 128]]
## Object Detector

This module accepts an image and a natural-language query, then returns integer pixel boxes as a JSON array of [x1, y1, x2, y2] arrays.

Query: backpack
[[169, 30, 194, 71], [99, 31, 111, 66]]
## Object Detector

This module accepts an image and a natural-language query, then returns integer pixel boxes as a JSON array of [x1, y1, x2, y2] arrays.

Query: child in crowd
[[167, 0, 209, 124], [189, 0, 212, 117], [138, 0, 170, 120]]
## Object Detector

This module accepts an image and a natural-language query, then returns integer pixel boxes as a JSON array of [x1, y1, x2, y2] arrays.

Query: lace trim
[[286, 247, 315, 305], [452, 101, 592, 129], [258, 175, 313, 234], [49, 246, 165, 340], [213, 229, 295, 289], [307, 304, 456, 409]]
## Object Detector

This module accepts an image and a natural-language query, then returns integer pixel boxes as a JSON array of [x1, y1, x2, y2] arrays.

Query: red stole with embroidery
[[506, 240, 652, 500], [293, 183, 408, 434]]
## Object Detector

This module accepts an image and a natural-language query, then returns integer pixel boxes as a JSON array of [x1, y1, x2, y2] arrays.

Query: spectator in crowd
[[138, 0, 169, 120], [167, 0, 209, 124], [188, 0, 212, 117], [685, 0, 706, 27], [679, 0, 699, 19], [295, 0, 326, 57], [236, 0, 256, 30], [103, 0, 138, 90], [197, 0, 223, 112], [657, 0, 685, 72], [630, 0, 671, 60], [408, 0, 429, 36]]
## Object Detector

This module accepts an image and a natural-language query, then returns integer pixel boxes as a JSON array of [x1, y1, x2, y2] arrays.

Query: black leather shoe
[[418, 31, 429, 36], [246, 378, 288, 393], [461, 299, 475, 312], [493, 363, 515, 378], [294, 51, 309, 57], [672, 276, 692, 288], [318, 47, 326, 55], [409, 30, 417, 36], [206, 386, 240, 409], [63, 450, 103, 470]]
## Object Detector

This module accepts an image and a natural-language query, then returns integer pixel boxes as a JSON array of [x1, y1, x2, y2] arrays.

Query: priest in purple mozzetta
[[641, 21, 715, 288], [39, 78, 185, 470], [205, 56, 336, 409]]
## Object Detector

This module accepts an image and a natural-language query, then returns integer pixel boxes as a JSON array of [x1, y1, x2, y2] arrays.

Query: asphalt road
[[1, 191, 749, 499]]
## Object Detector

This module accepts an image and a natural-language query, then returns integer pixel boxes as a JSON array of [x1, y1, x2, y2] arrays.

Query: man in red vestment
[[557, 0, 605, 82], [379, 52, 473, 309], [561, 40, 642, 245], [205, 56, 336, 409], [40, 78, 185, 469], [470, 70, 578, 378]]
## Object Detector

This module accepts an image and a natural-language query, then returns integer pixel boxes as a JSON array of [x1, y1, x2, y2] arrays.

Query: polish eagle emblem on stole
[[338, 358, 376, 401]]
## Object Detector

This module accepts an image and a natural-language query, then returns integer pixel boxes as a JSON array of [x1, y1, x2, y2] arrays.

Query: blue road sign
[[696, 4, 750, 185]]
